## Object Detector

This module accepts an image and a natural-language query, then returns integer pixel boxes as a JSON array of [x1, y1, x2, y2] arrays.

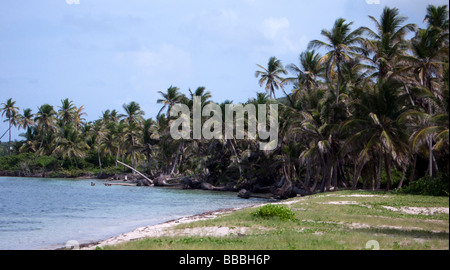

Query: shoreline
[[75, 204, 268, 250]]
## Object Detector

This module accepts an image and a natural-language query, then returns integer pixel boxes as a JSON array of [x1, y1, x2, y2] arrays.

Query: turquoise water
[[0, 177, 265, 250]]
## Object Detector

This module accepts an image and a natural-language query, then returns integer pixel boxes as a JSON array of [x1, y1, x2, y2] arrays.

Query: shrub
[[251, 204, 296, 221], [396, 173, 449, 196]]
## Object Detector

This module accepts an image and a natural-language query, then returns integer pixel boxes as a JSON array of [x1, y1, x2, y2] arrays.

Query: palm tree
[[157, 86, 184, 117], [285, 50, 325, 92], [308, 18, 364, 103], [142, 118, 158, 175], [58, 98, 76, 125], [121, 101, 144, 169], [342, 79, 410, 190], [1, 98, 19, 155], [34, 104, 57, 157], [361, 7, 416, 82], [90, 120, 106, 174], [18, 108, 35, 131], [255, 56, 288, 99], [73, 105, 87, 130], [55, 124, 89, 167], [424, 4, 449, 32]]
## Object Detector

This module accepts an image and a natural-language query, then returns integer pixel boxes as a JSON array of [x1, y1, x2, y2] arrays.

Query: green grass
[[102, 190, 449, 250]]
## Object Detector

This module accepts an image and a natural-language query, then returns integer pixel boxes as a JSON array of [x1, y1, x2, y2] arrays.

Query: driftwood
[[116, 160, 153, 186], [153, 175, 182, 187]]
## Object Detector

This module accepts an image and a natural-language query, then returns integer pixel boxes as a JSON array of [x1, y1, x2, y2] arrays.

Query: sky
[[0, 0, 447, 141]]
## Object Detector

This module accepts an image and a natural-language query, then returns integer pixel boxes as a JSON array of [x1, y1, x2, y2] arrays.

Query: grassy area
[[102, 190, 449, 250]]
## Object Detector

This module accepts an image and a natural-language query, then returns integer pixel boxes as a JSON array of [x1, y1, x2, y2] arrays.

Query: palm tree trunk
[[336, 61, 341, 104], [97, 147, 102, 175], [397, 166, 407, 189], [376, 152, 382, 190], [170, 141, 183, 176], [409, 154, 417, 183], [115, 145, 120, 167], [8, 118, 11, 155], [384, 153, 392, 190]]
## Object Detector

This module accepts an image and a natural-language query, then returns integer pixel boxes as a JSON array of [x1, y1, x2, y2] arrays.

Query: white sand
[[81, 205, 264, 250]]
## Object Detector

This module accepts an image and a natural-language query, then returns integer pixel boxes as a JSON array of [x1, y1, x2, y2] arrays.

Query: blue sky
[[0, 0, 447, 141]]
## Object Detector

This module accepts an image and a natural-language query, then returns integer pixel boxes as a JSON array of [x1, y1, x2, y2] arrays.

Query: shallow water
[[0, 177, 265, 250]]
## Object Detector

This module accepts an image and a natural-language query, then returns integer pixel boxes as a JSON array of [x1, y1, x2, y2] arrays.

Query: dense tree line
[[1, 5, 448, 197]]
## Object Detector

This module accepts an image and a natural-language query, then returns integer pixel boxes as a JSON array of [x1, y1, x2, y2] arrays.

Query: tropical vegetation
[[0, 5, 448, 197]]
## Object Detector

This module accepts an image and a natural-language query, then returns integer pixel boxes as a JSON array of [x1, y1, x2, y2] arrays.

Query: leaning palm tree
[[308, 18, 364, 103], [255, 56, 288, 99], [157, 86, 184, 117], [1, 98, 19, 155]]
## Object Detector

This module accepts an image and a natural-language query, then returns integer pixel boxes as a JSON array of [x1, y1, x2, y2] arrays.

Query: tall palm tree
[[90, 120, 106, 174], [121, 101, 144, 169], [308, 18, 364, 103], [1, 98, 19, 155], [285, 50, 325, 92], [18, 108, 35, 131], [342, 79, 410, 190], [73, 105, 87, 130], [58, 98, 76, 125], [157, 86, 184, 117], [142, 118, 158, 175], [361, 7, 416, 82], [55, 124, 89, 168], [34, 104, 57, 157], [425, 4, 449, 32], [255, 56, 288, 99]]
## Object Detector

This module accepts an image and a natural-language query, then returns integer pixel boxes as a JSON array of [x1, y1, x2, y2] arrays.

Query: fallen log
[[116, 160, 153, 186]]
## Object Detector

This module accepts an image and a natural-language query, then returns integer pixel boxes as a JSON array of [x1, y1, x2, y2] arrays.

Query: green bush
[[251, 204, 296, 221], [396, 173, 449, 196]]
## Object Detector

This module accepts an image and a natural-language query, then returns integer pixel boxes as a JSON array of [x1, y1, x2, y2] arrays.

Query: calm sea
[[0, 177, 266, 250]]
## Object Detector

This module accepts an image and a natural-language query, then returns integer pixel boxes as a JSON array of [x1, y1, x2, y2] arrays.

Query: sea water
[[0, 177, 266, 250]]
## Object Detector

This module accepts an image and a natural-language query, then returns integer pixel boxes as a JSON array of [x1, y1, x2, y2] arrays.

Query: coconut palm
[[34, 104, 57, 157], [58, 98, 76, 125], [1, 98, 19, 155], [73, 105, 87, 130], [55, 124, 89, 167], [121, 101, 144, 169], [425, 4, 449, 32], [342, 79, 410, 190], [90, 120, 106, 174], [18, 108, 35, 131], [361, 7, 416, 81], [157, 86, 184, 117], [255, 56, 288, 99], [285, 50, 325, 92], [308, 18, 364, 103]]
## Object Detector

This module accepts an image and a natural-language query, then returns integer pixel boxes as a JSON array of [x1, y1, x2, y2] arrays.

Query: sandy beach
[[79, 203, 267, 250]]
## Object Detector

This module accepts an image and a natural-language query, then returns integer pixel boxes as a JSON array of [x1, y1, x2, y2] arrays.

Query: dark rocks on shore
[[238, 189, 251, 199]]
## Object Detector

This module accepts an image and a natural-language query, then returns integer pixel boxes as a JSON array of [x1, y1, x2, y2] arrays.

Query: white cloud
[[118, 44, 191, 77], [116, 43, 192, 97], [259, 17, 308, 55], [262, 17, 290, 40]]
